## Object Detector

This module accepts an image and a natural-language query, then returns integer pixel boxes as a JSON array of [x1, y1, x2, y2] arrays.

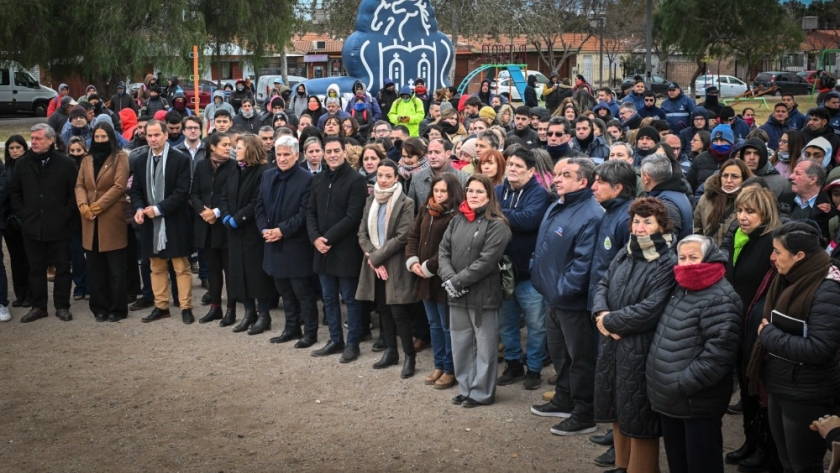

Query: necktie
[[153, 155, 161, 172]]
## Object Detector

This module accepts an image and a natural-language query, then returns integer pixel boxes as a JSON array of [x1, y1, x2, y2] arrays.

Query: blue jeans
[[70, 230, 89, 296], [423, 300, 454, 373], [0, 230, 8, 306], [498, 279, 546, 372], [319, 274, 362, 346]]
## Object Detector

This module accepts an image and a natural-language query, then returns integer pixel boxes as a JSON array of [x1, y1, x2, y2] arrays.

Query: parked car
[[693, 74, 749, 98], [255, 75, 307, 104], [0, 62, 57, 116], [797, 70, 817, 85], [620, 74, 672, 97], [180, 79, 218, 109], [490, 73, 547, 102], [752, 71, 812, 96]]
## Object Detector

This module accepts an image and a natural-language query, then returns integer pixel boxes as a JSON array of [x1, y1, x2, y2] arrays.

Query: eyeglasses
[[778, 139, 788, 144], [547, 131, 566, 137], [721, 173, 742, 180], [184, 126, 200, 131]]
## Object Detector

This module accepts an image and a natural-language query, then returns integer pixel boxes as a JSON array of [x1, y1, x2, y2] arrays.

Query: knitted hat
[[69, 105, 87, 119], [439, 101, 454, 114], [479, 106, 496, 121], [710, 124, 734, 144], [635, 126, 660, 144], [460, 138, 477, 159], [270, 97, 285, 109]]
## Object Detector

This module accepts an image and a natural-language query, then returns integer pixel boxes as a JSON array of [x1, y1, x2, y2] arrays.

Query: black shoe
[[129, 298, 154, 311], [247, 312, 271, 335], [371, 338, 386, 352], [181, 309, 195, 325], [200, 279, 209, 289], [107, 314, 122, 322], [602, 468, 626, 473], [141, 308, 170, 323], [497, 360, 526, 386], [270, 329, 302, 343], [372, 349, 399, 369], [55, 308, 73, 321], [199, 306, 223, 324], [311, 340, 345, 357], [728, 399, 743, 415], [219, 307, 236, 327], [20, 299, 32, 308], [95, 313, 108, 322], [530, 402, 572, 418], [462, 397, 486, 408], [400, 355, 416, 378], [725, 440, 755, 465], [201, 292, 211, 306], [523, 370, 541, 390], [594, 446, 615, 467], [339, 345, 360, 363], [590, 429, 614, 447], [452, 394, 466, 405], [737, 447, 769, 473], [360, 331, 373, 342], [550, 417, 597, 436], [293, 336, 317, 349], [232, 309, 257, 333], [11, 299, 24, 308], [73, 293, 85, 301]]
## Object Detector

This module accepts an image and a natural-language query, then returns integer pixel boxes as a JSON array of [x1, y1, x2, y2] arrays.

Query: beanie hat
[[460, 138, 477, 159], [479, 106, 496, 121], [153, 110, 168, 121], [710, 124, 734, 144], [270, 97, 285, 109], [439, 101, 454, 114], [635, 126, 660, 144], [69, 105, 87, 119], [399, 85, 413, 97]]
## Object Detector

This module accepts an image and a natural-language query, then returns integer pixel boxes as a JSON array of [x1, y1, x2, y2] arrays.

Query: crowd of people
[[3, 71, 840, 473]]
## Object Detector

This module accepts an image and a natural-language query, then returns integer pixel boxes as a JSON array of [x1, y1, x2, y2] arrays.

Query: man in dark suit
[[129, 119, 195, 324], [9, 124, 78, 322]]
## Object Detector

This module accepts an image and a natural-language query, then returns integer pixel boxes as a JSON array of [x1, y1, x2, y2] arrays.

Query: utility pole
[[645, 0, 652, 85]]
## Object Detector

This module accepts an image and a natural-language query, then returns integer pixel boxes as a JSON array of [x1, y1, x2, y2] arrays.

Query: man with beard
[[473, 79, 497, 107], [781, 93, 807, 130], [570, 116, 609, 164], [636, 91, 665, 120], [631, 126, 660, 167], [622, 78, 646, 111], [801, 107, 840, 165], [164, 111, 185, 147], [125, 115, 151, 151], [698, 86, 723, 117], [506, 105, 541, 149], [759, 103, 794, 150]]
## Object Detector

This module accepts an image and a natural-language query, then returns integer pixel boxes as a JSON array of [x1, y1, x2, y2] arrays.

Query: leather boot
[[737, 446, 768, 473], [232, 308, 257, 333], [247, 312, 271, 335], [199, 306, 223, 324], [372, 348, 399, 369], [400, 354, 416, 379], [219, 307, 236, 327], [726, 439, 756, 465]]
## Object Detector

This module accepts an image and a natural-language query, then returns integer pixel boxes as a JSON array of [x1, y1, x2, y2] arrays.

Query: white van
[[0, 63, 57, 116], [255, 75, 307, 104], [491, 70, 548, 102]]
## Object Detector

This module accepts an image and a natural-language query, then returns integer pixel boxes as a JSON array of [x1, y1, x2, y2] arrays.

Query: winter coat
[[349, 105, 375, 138], [781, 190, 838, 242], [290, 85, 309, 119], [531, 188, 603, 311], [646, 243, 742, 419], [524, 75, 539, 108], [542, 82, 571, 113], [637, 104, 666, 121], [660, 91, 695, 133], [128, 147, 193, 259], [726, 225, 775, 317], [693, 173, 739, 245], [730, 117, 751, 142], [255, 163, 315, 279], [438, 210, 512, 311], [356, 192, 417, 304], [109, 92, 138, 114], [47, 85, 68, 117], [592, 244, 677, 438], [738, 138, 791, 198], [506, 127, 541, 150], [376, 79, 399, 118], [679, 107, 709, 152], [48, 106, 70, 136], [571, 135, 610, 163], [405, 203, 456, 303], [229, 86, 253, 114], [647, 175, 693, 240], [589, 197, 632, 309], [495, 176, 551, 282], [623, 91, 645, 111], [60, 121, 93, 152], [203, 91, 234, 126], [788, 105, 808, 131], [173, 140, 206, 177], [344, 81, 382, 122], [190, 158, 235, 250], [220, 163, 275, 299], [405, 164, 470, 214], [759, 116, 794, 151], [761, 277, 840, 403], [233, 112, 261, 134], [74, 150, 129, 252], [306, 160, 368, 277], [143, 95, 169, 118], [9, 149, 78, 242], [387, 95, 425, 137]]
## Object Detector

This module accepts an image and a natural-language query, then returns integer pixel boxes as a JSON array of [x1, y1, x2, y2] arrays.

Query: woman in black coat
[[221, 134, 275, 335], [750, 222, 840, 473], [191, 132, 237, 326], [255, 135, 319, 348], [647, 236, 741, 473], [3, 135, 31, 308], [592, 197, 677, 473]]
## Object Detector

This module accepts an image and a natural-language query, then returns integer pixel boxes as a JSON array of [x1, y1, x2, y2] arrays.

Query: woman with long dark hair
[[4, 135, 31, 310], [770, 130, 804, 180], [477, 149, 506, 187], [438, 174, 511, 407], [74, 122, 130, 321], [693, 158, 753, 245]]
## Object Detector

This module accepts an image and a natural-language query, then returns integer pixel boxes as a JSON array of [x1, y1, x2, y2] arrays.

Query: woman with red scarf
[[646, 235, 742, 473]]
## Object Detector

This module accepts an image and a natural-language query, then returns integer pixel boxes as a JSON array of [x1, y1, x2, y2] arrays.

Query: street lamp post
[[589, 12, 605, 87]]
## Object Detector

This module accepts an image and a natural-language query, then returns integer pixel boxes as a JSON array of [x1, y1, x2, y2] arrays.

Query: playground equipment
[[457, 64, 529, 99], [811, 49, 840, 96]]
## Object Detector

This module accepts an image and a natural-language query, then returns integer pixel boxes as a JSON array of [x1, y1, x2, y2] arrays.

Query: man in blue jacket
[[660, 82, 695, 134], [637, 91, 666, 120], [495, 148, 552, 391], [529, 157, 603, 437], [760, 102, 794, 150]]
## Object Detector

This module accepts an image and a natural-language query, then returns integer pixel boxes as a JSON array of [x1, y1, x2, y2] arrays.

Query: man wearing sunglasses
[[545, 117, 584, 164], [637, 91, 665, 121]]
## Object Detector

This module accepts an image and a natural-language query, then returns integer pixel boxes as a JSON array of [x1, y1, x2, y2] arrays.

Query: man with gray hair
[[784, 159, 836, 240], [9, 124, 78, 322], [640, 154, 693, 239], [475, 129, 500, 156], [530, 156, 603, 437], [316, 97, 350, 130], [618, 101, 642, 132]]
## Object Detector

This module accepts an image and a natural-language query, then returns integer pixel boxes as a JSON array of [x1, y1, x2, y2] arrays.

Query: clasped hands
[[595, 311, 621, 341], [366, 253, 388, 280], [262, 228, 282, 243]]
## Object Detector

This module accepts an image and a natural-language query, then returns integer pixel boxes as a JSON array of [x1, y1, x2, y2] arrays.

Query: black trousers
[[4, 226, 31, 302], [204, 247, 233, 307], [87, 243, 128, 318], [24, 238, 71, 310], [125, 225, 141, 298], [547, 308, 596, 422], [274, 276, 318, 338], [767, 395, 835, 473], [375, 278, 415, 356], [660, 415, 724, 473]]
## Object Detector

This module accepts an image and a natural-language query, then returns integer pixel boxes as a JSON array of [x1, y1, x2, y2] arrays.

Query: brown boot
[[424, 369, 444, 385], [434, 373, 456, 390]]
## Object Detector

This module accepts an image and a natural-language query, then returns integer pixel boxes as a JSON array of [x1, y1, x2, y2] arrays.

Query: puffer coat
[[592, 242, 677, 438], [646, 242, 742, 419]]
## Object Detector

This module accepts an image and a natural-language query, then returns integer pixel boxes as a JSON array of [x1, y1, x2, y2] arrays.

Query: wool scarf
[[145, 143, 170, 253], [398, 158, 430, 181], [627, 233, 673, 262], [746, 251, 833, 394], [674, 262, 726, 291], [427, 197, 445, 217], [367, 181, 401, 249], [459, 200, 476, 222]]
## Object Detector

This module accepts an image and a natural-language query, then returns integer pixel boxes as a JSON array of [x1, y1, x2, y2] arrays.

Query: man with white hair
[[256, 135, 320, 348], [316, 98, 351, 130]]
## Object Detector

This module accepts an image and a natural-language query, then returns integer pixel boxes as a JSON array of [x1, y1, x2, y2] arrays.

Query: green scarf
[[732, 227, 750, 265]]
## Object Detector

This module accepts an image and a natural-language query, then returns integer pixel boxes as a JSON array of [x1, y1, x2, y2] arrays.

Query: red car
[[181, 79, 218, 109], [797, 70, 817, 85]]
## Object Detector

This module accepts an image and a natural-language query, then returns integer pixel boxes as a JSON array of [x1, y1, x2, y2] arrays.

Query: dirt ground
[[0, 274, 780, 473]]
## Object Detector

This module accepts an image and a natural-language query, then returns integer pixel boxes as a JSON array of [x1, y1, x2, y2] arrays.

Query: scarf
[[427, 197, 445, 217], [440, 120, 460, 135], [210, 153, 229, 170], [776, 151, 790, 163], [367, 181, 401, 249], [627, 233, 673, 262], [545, 143, 570, 162], [398, 158, 429, 180], [267, 165, 296, 225], [732, 227, 750, 265], [90, 142, 112, 179], [459, 200, 476, 222], [710, 144, 732, 163], [674, 262, 726, 290], [744, 116, 755, 127], [145, 144, 170, 253], [746, 251, 833, 395], [577, 133, 594, 152], [242, 109, 255, 119]]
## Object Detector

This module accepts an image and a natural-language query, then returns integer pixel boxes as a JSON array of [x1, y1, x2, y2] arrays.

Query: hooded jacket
[[646, 241, 742, 419], [730, 116, 751, 142], [637, 101, 666, 120], [495, 176, 551, 282], [387, 86, 425, 137], [759, 115, 793, 150], [344, 80, 382, 122], [203, 90, 234, 127], [229, 80, 253, 113], [737, 138, 791, 198], [591, 101, 613, 120], [679, 107, 709, 152], [647, 174, 693, 240], [376, 78, 399, 118], [47, 83, 69, 117], [660, 90, 695, 133], [473, 79, 501, 107], [289, 83, 309, 119], [144, 92, 170, 117], [622, 90, 646, 111], [524, 75, 539, 108], [801, 123, 840, 166], [170, 92, 193, 117], [788, 104, 808, 130]]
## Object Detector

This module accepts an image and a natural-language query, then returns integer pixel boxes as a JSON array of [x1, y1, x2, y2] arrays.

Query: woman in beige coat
[[75, 122, 129, 322], [693, 158, 752, 245], [356, 159, 418, 378]]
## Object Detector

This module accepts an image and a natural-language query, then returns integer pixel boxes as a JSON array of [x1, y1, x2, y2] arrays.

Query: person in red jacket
[[46, 83, 70, 117]]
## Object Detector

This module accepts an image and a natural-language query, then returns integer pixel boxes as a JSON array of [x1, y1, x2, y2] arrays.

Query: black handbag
[[499, 255, 515, 299]]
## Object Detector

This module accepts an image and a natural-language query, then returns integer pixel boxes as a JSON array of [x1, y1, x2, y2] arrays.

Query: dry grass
[[724, 94, 817, 124]]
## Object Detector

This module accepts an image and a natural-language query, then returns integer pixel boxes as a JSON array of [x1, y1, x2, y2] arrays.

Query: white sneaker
[[0, 305, 10, 322]]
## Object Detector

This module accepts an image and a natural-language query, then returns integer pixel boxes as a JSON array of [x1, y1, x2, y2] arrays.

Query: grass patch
[[0, 119, 45, 144]]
